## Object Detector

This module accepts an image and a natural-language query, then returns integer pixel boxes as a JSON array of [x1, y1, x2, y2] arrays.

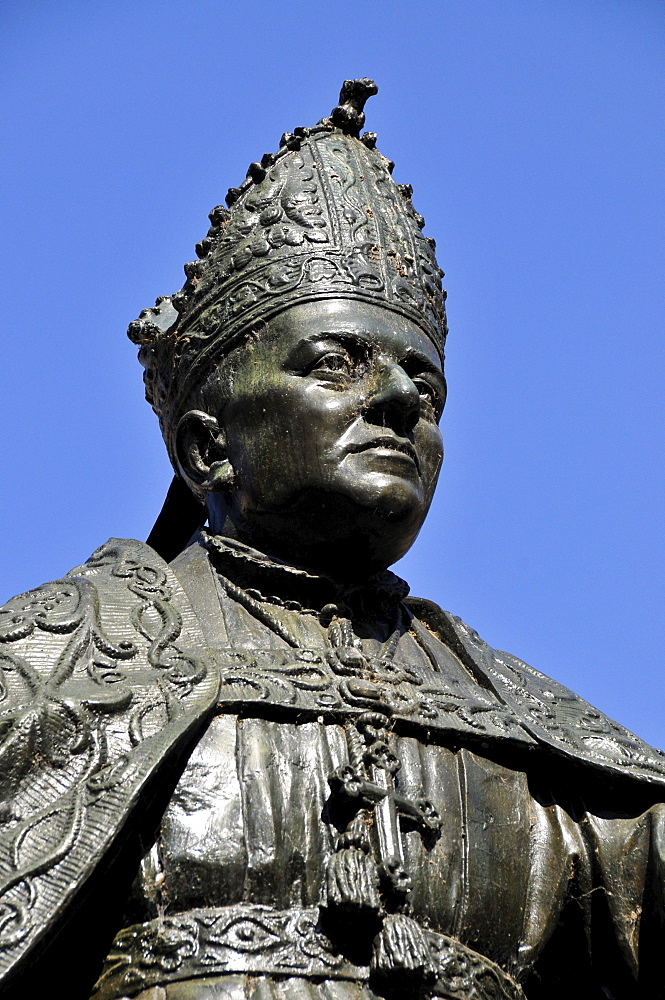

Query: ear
[[175, 409, 234, 493]]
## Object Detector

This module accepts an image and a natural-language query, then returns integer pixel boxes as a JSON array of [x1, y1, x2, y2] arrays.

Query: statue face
[[205, 299, 445, 573]]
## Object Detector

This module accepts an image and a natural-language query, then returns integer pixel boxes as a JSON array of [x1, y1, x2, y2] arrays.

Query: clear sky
[[1, 0, 663, 746]]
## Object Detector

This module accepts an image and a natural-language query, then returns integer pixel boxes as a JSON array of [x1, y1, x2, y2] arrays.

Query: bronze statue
[[1, 81, 664, 1000]]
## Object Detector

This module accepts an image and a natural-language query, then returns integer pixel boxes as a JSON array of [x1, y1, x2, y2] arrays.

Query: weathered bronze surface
[[1, 81, 664, 1000]]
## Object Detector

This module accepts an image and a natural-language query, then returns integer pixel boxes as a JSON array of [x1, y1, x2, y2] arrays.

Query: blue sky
[[1, 0, 663, 745]]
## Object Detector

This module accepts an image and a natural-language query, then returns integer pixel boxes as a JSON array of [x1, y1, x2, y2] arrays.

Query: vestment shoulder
[[0, 538, 219, 987], [406, 596, 665, 788]]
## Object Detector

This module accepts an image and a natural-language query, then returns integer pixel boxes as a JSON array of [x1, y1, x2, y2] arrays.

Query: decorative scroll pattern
[[0, 539, 215, 982], [440, 612, 665, 784], [215, 644, 535, 748], [84, 543, 205, 696], [92, 904, 525, 1000], [215, 607, 665, 785], [427, 931, 525, 1000], [93, 905, 363, 998]]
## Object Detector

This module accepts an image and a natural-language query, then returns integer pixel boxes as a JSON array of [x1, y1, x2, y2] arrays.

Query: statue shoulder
[[405, 596, 665, 789], [0, 538, 219, 991]]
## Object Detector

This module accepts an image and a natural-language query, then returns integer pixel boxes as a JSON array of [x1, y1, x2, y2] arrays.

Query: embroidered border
[[92, 904, 525, 1000]]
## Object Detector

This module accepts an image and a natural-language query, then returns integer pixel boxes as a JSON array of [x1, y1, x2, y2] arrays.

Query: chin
[[235, 477, 432, 575], [371, 476, 426, 518], [324, 479, 430, 572], [343, 472, 427, 524]]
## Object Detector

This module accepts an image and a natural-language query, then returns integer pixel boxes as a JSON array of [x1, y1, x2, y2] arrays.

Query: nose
[[365, 362, 421, 434]]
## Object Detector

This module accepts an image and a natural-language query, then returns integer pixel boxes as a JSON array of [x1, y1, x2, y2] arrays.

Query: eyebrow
[[302, 330, 443, 375]]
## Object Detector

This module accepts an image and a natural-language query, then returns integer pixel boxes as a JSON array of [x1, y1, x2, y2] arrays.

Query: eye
[[309, 351, 353, 377], [413, 377, 444, 418]]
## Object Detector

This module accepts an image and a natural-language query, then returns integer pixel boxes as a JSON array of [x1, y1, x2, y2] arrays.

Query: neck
[[199, 529, 410, 620], [205, 496, 418, 580]]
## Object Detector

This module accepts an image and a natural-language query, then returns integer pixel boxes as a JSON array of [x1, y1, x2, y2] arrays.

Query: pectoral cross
[[328, 711, 442, 895]]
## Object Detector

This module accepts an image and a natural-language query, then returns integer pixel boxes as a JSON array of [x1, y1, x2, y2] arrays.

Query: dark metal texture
[[0, 81, 663, 1000]]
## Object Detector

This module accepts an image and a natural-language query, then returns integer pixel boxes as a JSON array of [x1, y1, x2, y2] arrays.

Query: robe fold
[[0, 536, 664, 999]]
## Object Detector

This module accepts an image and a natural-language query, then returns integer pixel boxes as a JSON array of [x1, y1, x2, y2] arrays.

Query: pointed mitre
[[128, 79, 448, 458]]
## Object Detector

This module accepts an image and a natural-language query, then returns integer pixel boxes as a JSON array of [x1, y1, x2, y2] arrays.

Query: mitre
[[127, 79, 448, 469]]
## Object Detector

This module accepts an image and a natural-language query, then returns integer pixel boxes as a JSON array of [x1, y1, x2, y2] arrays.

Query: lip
[[347, 436, 420, 472]]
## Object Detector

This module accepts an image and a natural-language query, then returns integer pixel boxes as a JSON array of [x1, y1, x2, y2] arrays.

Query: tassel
[[371, 914, 436, 984], [325, 811, 380, 915], [325, 846, 381, 913]]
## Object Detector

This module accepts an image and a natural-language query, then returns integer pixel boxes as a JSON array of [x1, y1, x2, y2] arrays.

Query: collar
[[198, 529, 409, 620]]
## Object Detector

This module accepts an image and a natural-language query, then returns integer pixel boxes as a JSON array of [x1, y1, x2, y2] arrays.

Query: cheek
[[419, 425, 444, 487], [224, 386, 344, 490], [309, 390, 358, 437], [224, 379, 366, 492], [287, 389, 360, 481]]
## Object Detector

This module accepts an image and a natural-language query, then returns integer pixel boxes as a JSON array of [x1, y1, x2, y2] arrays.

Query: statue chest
[[128, 594, 547, 964], [118, 564, 614, 989], [131, 711, 546, 971]]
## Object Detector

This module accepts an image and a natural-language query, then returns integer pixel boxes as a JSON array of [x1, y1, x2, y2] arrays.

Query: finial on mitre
[[328, 78, 378, 136]]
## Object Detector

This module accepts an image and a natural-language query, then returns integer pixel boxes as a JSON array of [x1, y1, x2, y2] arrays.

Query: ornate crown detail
[[128, 79, 448, 462]]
